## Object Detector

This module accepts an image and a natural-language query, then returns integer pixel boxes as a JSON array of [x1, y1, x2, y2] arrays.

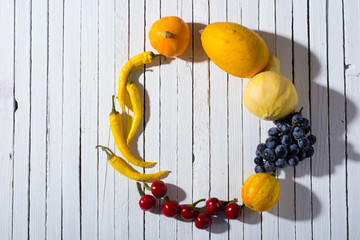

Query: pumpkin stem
[[164, 31, 172, 38]]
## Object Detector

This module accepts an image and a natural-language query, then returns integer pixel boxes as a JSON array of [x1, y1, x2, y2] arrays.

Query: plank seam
[[45, 0, 50, 238]]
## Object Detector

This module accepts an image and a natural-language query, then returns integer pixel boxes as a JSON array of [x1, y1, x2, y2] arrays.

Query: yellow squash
[[201, 22, 269, 78], [241, 173, 280, 212], [243, 55, 298, 121]]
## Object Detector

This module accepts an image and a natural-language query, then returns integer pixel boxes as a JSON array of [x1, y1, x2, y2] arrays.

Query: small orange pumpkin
[[241, 173, 280, 212], [149, 16, 190, 57]]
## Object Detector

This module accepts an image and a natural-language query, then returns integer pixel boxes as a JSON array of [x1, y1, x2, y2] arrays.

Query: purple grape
[[308, 135, 317, 145], [292, 127, 304, 139], [305, 146, 315, 158], [297, 150, 307, 161], [292, 113, 303, 124], [263, 148, 276, 161], [275, 145, 288, 158], [300, 118, 309, 129], [254, 157, 264, 165], [268, 127, 280, 137], [255, 165, 266, 173], [266, 137, 278, 148], [275, 158, 287, 168], [281, 135, 293, 145], [257, 143, 267, 154], [264, 161, 276, 171], [287, 156, 300, 166], [298, 137, 310, 150], [281, 123, 292, 135], [289, 144, 299, 155]]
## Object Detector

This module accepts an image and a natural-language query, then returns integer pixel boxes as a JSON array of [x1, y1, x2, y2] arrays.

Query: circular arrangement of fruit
[[96, 16, 317, 230]]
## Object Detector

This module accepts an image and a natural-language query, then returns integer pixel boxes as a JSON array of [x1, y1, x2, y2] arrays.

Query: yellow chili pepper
[[110, 95, 156, 168], [126, 70, 142, 145], [96, 145, 168, 181], [118, 51, 163, 112]]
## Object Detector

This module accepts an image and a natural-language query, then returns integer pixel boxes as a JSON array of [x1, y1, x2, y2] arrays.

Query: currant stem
[[164, 196, 170, 202], [136, 182, 145, 197], [189, 198, 206, 208], [143, 182, 151, 191]]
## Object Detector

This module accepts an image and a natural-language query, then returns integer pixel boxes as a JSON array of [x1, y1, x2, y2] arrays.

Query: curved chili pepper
[[118, 51, 163, 112], [96, 145, 168, 181], [126, 70, 142, 145], [110, 95, 156, 168]]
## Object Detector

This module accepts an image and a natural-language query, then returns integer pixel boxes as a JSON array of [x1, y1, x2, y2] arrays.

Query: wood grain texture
[[1, 0, 359, 239], [344, 0, 360, 239]]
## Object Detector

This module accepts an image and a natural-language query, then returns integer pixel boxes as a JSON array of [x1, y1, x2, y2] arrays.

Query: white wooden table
[[1, 0, 359, 239]]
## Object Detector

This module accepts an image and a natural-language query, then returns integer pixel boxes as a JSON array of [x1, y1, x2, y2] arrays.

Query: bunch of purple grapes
[[254, 111, 317, 173]]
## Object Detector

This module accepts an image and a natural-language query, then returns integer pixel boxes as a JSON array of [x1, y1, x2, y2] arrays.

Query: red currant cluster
[[137, 181, 245, 230]]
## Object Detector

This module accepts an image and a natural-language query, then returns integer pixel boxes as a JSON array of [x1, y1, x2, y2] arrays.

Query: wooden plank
[[158, 1, 179, 239], [0, 0, 14, 239], [29, 0, 48, 239], [192, 0, 210, 238], [80, 0, 98, 239], [327, 0, 348, 239], [12, 0, 31, 239], [128, 0, 145, 239], [241, 0, 262, 239], [208, 0, 228, 238], [344, 0, 360, 239], [62, 0, 81, 238], [309, 0, 330, 239], [98, 0, 116, 238], [46, 0, 64, 239], [274, 1, 296, 240], [113, 0, 128, 239], [259, 0, 278, 239], [227, 0, 244, 239], [144, 0, 161, 238], [176, 0, 194, 239], [293, 0, 312, 239]]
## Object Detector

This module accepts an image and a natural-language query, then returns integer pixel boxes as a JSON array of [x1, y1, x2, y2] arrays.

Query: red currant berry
[[205, 198, 221, 214], [225, 202, 241, 219], [195, 213, 212, 229], [151, 180, 168, 198], [139, 195, 156, 211], [180, 205, 197, 221], [161, 200, 180, 217]]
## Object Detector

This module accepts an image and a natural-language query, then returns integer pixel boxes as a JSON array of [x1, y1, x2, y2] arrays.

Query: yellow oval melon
[[201, 22, 269, 78], [241, 173, 280, 212], [243, 56, 298, 121]]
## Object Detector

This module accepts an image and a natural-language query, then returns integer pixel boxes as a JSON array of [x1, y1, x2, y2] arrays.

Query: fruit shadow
[[123, 57, 174, 159], [177, 22, 208, 63], [259, 31, 360, 178]]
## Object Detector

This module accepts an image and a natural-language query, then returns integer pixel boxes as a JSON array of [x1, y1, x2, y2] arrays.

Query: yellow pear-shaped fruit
[[201, 22, 269, 78], [243, 56, 298, 121]]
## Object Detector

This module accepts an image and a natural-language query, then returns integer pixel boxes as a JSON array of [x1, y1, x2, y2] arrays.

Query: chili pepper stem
[[136, 182, 145, 197], [111, 95, 118, 115], [143, 182, 152, 191], [127, 66, 144, 84], [189, 198, 206, 208], [150, 52, 166, 61], [95, 145, 115, 160]]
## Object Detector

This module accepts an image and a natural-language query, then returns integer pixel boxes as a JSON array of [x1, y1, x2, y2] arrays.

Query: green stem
[[95, 145, 115, 160], [150, 52, 166, 61], [127, 66, 144, 84], [164, 196, 170, 202], [137, 182, 145, 197], [220, 198, 238, 205], [299, 106, 304, 114], [143, 182, 152, 191], [240, 203, 245, 210], [164, 31, 172, 38], [189, 198, 206, 208], [110, 95, 118, 115]]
